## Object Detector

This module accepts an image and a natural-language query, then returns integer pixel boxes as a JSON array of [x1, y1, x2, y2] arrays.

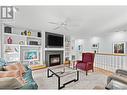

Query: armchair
[[76, 53, 95, 75]]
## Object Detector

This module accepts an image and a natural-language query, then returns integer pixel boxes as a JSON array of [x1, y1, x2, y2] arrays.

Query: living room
[[1, 2, 127, 93]]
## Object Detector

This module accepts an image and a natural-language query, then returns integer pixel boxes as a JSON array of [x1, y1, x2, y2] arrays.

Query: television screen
[[46, 32, 63, 47]]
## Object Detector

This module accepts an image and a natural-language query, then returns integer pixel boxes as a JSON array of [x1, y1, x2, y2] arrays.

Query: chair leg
[[76, 67, 77, 70], [75, 64, 77, 70], [86, 71, 88, 76]]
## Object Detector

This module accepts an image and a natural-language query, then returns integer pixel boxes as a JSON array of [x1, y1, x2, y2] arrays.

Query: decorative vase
[[28, 30, 31, 36], [21, 32, 24, 35], [7, 37, 12, 44], [24, 30, 27, 36], [37, 32, 41, 37]]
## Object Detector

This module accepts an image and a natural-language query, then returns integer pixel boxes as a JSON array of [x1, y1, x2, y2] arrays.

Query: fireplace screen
[[49, 54, 61, 66]]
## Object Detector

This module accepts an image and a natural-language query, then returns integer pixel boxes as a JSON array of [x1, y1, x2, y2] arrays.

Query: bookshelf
[[65, 35, 71, 60], [1, 23, 44, 67], [0, 23, 2, 58]]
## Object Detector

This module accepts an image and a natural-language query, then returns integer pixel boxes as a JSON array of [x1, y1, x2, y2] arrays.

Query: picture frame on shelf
[[113, 41, 126, 54], [4, 26, 12, 33]]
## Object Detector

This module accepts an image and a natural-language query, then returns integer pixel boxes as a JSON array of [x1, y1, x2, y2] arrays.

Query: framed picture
[[92, 43, 99, 49], [113, 42, 126, 54], [23, 50, 39, 61], [78, 45, 83, 51]]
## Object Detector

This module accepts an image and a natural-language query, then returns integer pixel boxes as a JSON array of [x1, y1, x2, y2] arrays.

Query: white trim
[[44, 48, 65, 51]]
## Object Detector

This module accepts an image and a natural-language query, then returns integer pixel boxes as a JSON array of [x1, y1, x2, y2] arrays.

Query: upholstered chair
[[76, 53, 95, 75]]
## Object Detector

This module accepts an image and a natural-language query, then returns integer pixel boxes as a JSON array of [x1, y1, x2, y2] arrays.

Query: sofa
[[106, 69, 127, 89], [0, 58, 38, 89]]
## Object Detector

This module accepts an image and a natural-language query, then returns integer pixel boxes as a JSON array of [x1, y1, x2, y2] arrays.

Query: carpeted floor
[[32, 68, 107, 90]]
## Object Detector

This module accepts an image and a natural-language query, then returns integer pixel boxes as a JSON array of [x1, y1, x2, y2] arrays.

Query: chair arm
[[76, 60, 82, 63], [87, 62, 93, 65], [116, 69, 127, 76], [107, 74, 127, 85], [85, 62, 93, 67]]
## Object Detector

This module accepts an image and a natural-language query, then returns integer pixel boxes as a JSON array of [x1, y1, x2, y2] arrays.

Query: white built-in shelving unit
[[1, 23, 43, 66], [0, 23, 2, 58], [65, 35, 71, 60]]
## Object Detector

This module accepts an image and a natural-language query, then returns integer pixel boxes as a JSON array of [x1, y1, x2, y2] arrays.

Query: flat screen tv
[[45, 32, 64, 48]]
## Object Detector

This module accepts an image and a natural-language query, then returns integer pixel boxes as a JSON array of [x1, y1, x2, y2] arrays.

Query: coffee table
[[47, 65, 79, 89]]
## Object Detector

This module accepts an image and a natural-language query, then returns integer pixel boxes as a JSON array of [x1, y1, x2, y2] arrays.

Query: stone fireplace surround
[[45, 50, 63, 67]]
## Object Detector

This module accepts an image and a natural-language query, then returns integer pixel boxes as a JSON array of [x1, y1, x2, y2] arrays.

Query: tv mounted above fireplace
[[45, 32, 64, 48]]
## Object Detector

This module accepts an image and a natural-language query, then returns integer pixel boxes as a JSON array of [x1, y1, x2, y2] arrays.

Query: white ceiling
[[15, 6, 127, 38]]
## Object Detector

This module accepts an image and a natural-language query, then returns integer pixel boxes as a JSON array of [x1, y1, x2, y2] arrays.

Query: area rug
[[32, 68, 107, 90]]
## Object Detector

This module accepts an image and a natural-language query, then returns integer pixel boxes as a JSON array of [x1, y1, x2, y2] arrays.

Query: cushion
[[0, 77, 22, 89], [117, 73, 127, 79], [82, 54, 92, 62], [116, 69, 127, 76], [106, 80, 127, 89], [112, 74, 127, 84], [0, 70, 20, 78], [4, 63, 26, 77], [0, 58, 7, 66], [0, 70, 26, 85]]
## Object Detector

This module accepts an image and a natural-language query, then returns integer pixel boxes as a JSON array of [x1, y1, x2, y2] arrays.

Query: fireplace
[[49, 54, 60, 66], [45, 51, 63, 67]]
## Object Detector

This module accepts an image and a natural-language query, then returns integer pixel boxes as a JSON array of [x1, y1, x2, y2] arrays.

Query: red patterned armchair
[[76, 53, 95, 75]]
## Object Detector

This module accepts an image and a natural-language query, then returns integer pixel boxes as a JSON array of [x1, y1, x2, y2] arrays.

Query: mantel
[[44, 48, 65, 51]]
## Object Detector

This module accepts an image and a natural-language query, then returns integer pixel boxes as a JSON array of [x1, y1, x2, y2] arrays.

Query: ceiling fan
[[48, 21, 69, 30], [48, 18, 78, 30]]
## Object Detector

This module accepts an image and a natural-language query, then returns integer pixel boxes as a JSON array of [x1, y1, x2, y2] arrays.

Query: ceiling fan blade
[[54, 26, 60, 30], [48, 22, 58, 24], [68, 23, 79, 27]]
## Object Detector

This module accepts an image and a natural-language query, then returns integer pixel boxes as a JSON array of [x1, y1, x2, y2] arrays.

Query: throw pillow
[[0, 77, 22, 89]]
